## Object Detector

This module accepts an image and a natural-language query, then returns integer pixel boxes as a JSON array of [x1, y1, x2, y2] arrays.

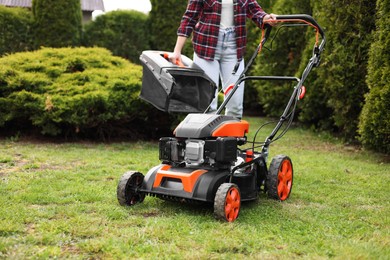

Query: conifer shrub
[[0, 47, 170, 139], [296, 1, 334, 131], [359, 0, 390, 154], [298, 0, 376, 141], [0, 6, 33, 56], [83, 10, 150, 65], [32, 0, 82, 47]]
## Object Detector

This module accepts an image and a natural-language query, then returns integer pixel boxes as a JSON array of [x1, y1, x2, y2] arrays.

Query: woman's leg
[[193, 27, 245, 117], [193, 53, 220, 112], [220, 59, 245, 118], [218, 28, 245, 118]]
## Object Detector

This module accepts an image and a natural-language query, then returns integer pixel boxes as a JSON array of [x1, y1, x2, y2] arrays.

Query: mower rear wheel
[[214, 183, 241, 222], [117, 171, 145, 206], [266, 155, 293, 201]]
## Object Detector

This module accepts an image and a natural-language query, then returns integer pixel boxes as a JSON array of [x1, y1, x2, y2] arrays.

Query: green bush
[[299, 0, 376, 141], [83, 10, 150, 64], [0, 6, 33, 56], [0, 47, 169, 139], [297, 1, 334, 130], [359, 0, 390, 154], [32, 0, 82, 47]]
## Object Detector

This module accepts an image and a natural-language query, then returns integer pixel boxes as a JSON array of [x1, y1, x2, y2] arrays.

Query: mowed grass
[[0, 117, 389, 259]]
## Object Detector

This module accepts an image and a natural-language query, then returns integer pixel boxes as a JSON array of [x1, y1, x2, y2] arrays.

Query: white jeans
[[193, 27, 245, 118]]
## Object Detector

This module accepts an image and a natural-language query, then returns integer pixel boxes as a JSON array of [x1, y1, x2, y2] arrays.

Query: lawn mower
[[117, 15, 325, 222]]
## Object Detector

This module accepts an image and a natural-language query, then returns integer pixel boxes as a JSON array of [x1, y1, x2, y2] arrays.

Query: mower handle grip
[[163, 53, 185, 68], [275, 14, 325, 39]]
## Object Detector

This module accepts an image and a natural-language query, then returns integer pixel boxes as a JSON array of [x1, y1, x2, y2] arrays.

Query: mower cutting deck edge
[[117, 15, 325, 222]]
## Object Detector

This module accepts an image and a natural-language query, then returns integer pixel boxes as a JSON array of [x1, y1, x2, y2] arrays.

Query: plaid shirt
[[177, 0, 267, 61]]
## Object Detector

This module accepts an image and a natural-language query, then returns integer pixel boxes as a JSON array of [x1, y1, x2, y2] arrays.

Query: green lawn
[[0, 117, 389, 259]]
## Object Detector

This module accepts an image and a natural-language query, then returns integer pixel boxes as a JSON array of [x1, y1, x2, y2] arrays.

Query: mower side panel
[[193, 171, 230, 202], [141, 164, 230, 203]]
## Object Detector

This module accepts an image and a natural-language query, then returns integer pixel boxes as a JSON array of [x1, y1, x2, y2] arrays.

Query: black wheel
[[266, 155, 293, 201], [214, 183, 241, 222], [117, 171, 145, 206]]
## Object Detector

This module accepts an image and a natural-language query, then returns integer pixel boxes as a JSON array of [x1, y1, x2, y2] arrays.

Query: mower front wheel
[[117, 171, 145, 206], [266, 155, 293, 201], [214, 183, 241, 222]]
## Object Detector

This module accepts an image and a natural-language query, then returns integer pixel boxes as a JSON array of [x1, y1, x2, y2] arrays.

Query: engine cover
[[174, 114, 248, 138]]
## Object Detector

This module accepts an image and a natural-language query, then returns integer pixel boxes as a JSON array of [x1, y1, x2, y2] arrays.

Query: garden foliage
[[296, 1, 334, 131], [359, 0, 390, 154], [83, 10, 150, 65], [0, 47, 151, 138], [300, 0, 376, 141], [0, 6, 33, 56], [32, 0, 82, 48]]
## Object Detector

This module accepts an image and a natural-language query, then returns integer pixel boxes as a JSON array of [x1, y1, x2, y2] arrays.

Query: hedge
[[299, 0, 376, 141], [358, 0, 390, 154], [0, 47, 171, 139], [296, 1, 334, 130]]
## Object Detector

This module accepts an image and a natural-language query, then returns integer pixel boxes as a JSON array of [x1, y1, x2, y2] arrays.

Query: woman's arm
[[169, 36, 187, 64], [248, 0, 276, 27], [170, 0, 203, 64]]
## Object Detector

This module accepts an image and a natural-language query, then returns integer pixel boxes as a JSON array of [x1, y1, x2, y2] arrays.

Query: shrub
[[299, 0, 376, 141], [0, 6, 33, 56], [83, 10, 150, 65], [32, 0, 82, 47], [0, 47, 171, 139], [297, 1, 334, 131], [359, 0, 390, 154]]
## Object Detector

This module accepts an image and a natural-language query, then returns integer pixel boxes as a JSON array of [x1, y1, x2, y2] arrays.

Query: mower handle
[[275, 14, 325, 39], [215, 14, 326, 118], [163, 53, 186, 68]]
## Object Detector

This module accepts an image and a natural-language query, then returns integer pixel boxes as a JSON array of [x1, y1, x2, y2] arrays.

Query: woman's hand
[[263, 13, 277, 26], [168, 51, 183, 66], [169, 36, 187, 66]]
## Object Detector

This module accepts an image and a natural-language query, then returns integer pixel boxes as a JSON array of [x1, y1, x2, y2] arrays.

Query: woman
[[169, 0, 276, 118]]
